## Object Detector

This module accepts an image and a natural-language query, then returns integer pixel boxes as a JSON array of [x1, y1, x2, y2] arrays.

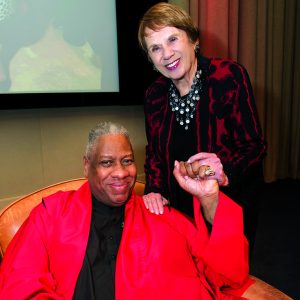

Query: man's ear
[[83, 156, 89, 178]]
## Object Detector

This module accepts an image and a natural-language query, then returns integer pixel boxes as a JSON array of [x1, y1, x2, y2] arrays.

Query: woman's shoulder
[[144, 75, 170, 106], [200, 57, 253, 95], [203, 56, 248, 77], [147, 75, 170, 92], [202, 55, 241, 66]]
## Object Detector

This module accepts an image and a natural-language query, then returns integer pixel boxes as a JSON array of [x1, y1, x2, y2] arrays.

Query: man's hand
[[173, 160, 219, 223]]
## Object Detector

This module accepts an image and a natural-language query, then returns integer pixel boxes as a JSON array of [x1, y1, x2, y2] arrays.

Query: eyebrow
[[147, 32, 181, 49], [147, 44, 160, 52], [98, 153, 134, 159]]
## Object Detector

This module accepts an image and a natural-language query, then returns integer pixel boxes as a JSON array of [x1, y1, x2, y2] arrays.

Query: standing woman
[[139, 2, 267, 257]]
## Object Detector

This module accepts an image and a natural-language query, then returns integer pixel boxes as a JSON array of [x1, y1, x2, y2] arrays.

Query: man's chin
[[111, 193, 130, 206]]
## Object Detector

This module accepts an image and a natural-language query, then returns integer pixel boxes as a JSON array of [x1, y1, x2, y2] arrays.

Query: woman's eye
[[150, 46, 160, 53], [169, 36, 177, 43]]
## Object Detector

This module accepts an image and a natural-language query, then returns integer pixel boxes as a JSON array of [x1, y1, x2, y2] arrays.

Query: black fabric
[[221, 162, 264, 261], [167, 57, 205, 218], [73, 194, 124, 300], [251, 179, 300, 299], [169, 118, 197, 217]]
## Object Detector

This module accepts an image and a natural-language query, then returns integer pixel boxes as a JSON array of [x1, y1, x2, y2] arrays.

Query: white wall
[[0, 105, 146, 210]]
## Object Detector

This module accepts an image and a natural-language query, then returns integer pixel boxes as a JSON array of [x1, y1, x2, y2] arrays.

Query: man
[[0, 121, 253, 299]]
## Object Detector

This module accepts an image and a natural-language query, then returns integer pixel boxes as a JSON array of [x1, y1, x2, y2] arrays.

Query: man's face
[[83, 134, 137, 206]]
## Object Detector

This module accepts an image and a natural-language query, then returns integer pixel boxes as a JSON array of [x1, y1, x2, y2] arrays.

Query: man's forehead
[[95, 134, 133, 155]]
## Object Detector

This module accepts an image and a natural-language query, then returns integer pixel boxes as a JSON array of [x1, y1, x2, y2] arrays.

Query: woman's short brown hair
[[138, 2, 199, 53]]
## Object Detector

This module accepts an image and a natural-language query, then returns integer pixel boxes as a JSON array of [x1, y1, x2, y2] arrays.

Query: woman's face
[[144, 26, 197, 83]]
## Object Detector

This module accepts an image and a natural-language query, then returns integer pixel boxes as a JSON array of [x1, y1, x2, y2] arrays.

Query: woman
[[139, 2, 267, 256]]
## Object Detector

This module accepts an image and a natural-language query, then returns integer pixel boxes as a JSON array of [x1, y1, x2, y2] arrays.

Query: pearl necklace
[[169, 69, 202, 130]]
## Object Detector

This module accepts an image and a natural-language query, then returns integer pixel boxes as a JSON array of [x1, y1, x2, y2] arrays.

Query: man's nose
[[111, 163, 129, 177]]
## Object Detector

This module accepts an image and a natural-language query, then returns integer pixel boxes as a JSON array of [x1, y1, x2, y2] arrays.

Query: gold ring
[[204, 166, 215, 176]]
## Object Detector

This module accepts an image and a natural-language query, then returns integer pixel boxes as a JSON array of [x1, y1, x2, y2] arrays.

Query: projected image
[[0, 0, 119, 93]]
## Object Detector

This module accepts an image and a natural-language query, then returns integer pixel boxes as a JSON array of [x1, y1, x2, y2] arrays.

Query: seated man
[[0, 121, 253, 299]]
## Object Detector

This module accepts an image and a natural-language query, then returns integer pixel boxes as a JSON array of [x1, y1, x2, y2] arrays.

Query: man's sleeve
[[0, 205, 63, 299], [192, 192, 250, 292]]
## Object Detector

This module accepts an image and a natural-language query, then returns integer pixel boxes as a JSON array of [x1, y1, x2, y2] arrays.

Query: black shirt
[[73, 194, 124, 300]]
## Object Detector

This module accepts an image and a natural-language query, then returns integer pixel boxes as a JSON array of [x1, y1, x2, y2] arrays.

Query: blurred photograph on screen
[[0, 0, 119, 93]]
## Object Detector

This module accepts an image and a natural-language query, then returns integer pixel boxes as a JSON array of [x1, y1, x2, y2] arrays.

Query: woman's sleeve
[[211, 61, 267, 189], [143, 80, 168, 196]]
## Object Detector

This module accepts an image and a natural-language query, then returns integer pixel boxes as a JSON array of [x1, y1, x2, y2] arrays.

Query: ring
[[204, 166, 215, 176]]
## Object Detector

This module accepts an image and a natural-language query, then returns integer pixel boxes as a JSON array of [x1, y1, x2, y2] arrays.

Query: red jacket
[[0, 182, 252, 299]]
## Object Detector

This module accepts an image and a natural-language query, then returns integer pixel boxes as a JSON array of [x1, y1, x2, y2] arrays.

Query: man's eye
[[122, 159, 134, 166], [100, 160, 113, 167]]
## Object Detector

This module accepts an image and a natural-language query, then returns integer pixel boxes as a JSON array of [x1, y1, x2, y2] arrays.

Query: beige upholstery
[[0, 179, 292, 299]]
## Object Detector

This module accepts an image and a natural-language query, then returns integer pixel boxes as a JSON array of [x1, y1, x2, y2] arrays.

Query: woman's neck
[[172, 57, 198, 96]]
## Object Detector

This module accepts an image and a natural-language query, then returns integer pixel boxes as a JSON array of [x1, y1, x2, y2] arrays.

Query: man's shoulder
[[43, 189, 76, 205], [38, 182, 90, 214], [129, 193, 196, 231]]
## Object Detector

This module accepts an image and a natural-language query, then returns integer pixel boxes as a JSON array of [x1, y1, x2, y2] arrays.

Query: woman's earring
[[153, 65, 158, 72], [194, 44, 200, 54]]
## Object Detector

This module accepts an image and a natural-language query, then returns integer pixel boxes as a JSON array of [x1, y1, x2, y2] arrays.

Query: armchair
[[0, 178, 292, 299]]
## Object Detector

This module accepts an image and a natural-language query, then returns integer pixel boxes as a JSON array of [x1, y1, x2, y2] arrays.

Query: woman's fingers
[[143, 193, 169, 215], [179, 160, 215, 179]]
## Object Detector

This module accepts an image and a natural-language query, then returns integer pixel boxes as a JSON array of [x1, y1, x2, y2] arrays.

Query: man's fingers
[[184, 161, 195, 177], [179, 161, 187, 176], [191, 160, 201, 176]]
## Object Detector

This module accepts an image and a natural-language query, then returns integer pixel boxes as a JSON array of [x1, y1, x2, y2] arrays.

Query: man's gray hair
[[85, 121, 131, 158]]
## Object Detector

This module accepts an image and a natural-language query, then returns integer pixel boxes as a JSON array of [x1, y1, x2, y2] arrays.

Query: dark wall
[[116, 0, 166, 105]]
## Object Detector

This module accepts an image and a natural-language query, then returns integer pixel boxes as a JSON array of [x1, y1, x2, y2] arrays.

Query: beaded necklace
[[169, 67, 202, 130]]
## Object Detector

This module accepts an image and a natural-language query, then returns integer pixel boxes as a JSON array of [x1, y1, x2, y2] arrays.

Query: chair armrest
[[242, 275, 293, 299]]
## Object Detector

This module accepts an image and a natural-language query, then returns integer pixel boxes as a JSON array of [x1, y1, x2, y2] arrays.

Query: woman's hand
[[187, 152, 229, 186], [143, 192, 169, 215]]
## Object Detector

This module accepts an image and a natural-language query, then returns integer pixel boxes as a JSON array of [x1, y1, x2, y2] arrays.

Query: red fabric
[[116, 192, 251, 300], [0, 183, 92, 299], [0, 182, 252, 299]]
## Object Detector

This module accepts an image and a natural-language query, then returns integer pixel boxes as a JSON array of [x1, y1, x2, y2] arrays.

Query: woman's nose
[[162, 45, 174, 59]]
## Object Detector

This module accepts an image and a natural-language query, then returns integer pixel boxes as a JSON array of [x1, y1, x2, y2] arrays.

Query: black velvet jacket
[[144, 56, 267, 211]]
